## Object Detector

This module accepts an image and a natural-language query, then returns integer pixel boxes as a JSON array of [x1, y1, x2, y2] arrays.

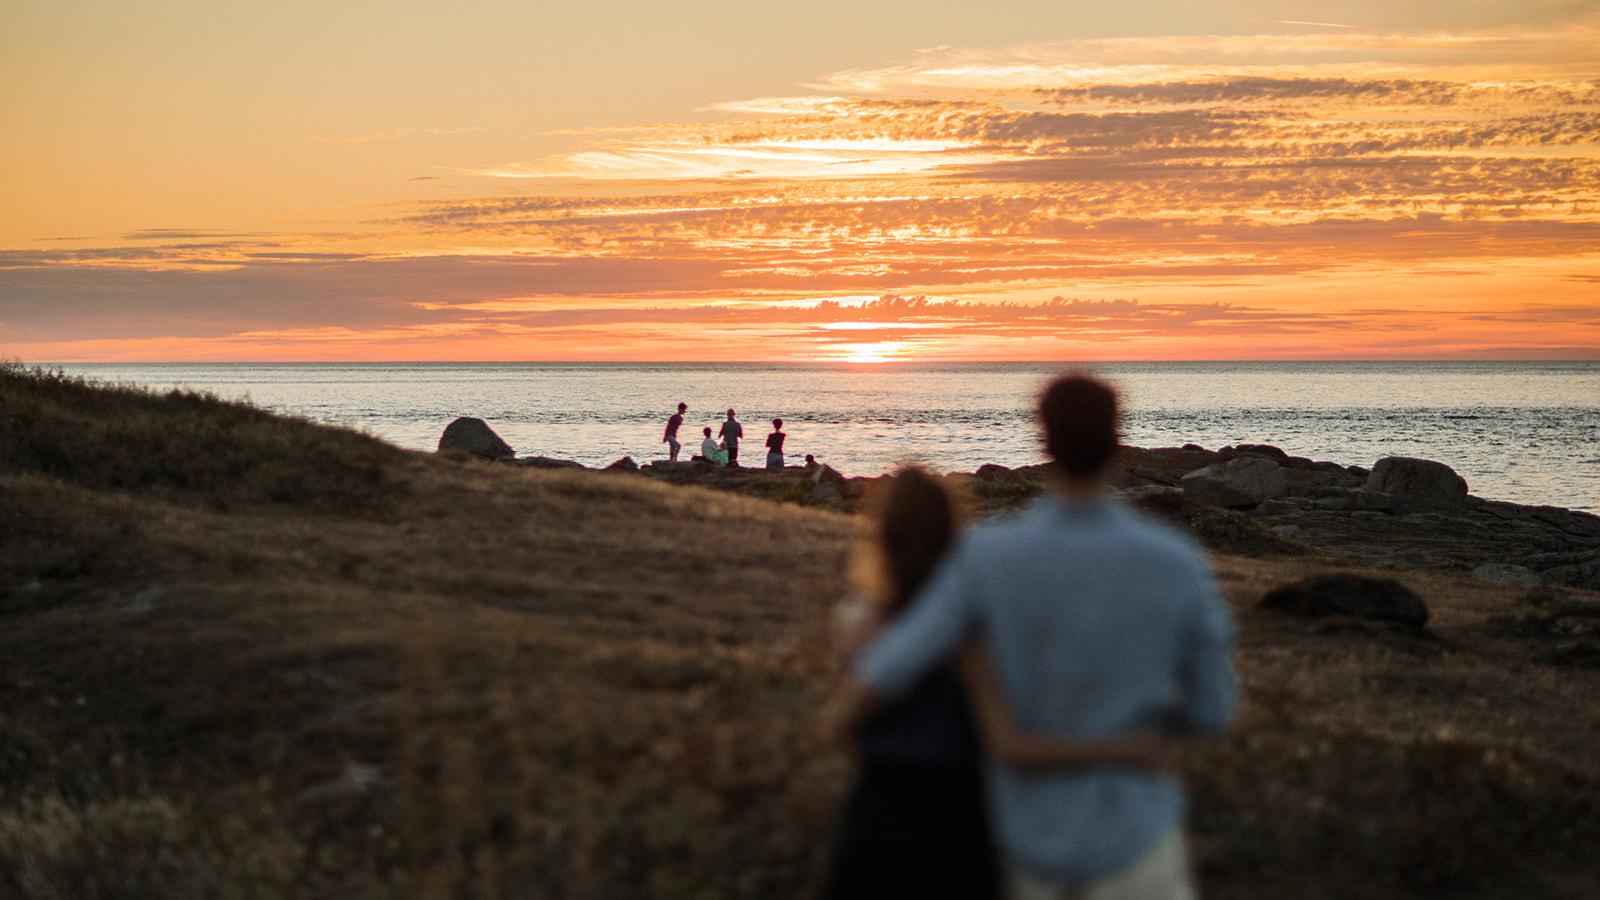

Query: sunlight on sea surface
[[50, 362, 1600, 510]]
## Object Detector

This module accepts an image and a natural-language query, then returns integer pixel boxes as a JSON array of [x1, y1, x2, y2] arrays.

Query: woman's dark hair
[[855, 467, 960, 615], [1038, 374, 1120, 476]]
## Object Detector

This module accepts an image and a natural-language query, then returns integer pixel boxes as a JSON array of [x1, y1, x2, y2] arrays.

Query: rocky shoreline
[[438, 417, 1600, 592]]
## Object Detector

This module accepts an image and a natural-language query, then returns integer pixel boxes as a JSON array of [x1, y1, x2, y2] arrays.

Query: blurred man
[[847, 374, 1237, 900]]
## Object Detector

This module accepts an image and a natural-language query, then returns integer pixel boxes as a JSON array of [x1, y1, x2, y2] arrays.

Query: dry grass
[[1, 365, 1598, 898]]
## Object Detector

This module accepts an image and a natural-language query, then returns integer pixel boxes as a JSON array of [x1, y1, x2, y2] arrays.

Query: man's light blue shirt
[[855, 496, 1237, 884]]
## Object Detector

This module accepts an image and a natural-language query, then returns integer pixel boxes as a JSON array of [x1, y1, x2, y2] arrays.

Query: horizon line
[[20, 357, 1600, 366]]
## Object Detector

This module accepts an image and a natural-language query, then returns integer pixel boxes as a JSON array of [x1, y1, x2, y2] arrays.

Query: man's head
[[727, 408, 736, 418], [677, 402, 687, 413], [1038, 374, 1120, 479], [703, 426, 712, 437], [772, 418, 783, 430]]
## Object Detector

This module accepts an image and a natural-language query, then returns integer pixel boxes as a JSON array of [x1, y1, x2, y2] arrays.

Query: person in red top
[[663, 402, 687, 461]]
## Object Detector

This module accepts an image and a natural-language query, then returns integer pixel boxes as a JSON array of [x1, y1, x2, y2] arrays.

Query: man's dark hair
[[678, 402, 687, 411], [1038, 374, 1120, 477]]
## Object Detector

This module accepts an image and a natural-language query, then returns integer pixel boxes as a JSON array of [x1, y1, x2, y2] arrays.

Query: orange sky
[[2, 2, 1598, 362]]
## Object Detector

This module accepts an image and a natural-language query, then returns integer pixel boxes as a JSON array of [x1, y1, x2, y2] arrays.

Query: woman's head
[[703, 426, 712, 437], [854, 466, 961, 615], [773, 418, 783, 430]]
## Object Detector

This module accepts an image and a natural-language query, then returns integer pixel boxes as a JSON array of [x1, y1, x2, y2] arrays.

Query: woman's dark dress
[[824, 666, 999, 899]]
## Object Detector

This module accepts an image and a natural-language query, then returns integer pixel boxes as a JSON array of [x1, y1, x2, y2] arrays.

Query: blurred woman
[[825, 468, 1164, 899]]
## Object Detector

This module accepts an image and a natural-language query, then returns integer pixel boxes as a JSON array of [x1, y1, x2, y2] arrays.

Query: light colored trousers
[[1008, 830, 1195, 900]]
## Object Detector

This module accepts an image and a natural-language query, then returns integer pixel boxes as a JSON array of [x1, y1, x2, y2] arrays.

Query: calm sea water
[[49, 362, 1600, 511]]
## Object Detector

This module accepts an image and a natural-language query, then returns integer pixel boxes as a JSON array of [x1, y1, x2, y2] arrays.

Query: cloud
[[6, 14, 1600, 360], [1036, 76, 1600, 107], [807, 16, 1600, 93]]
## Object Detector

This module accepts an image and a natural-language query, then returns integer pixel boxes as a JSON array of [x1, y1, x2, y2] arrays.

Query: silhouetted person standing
[[847, 374, 1237, 900], [719, 409, 743, 467], [663, 402, 686, 461], [765, 418, 786, 470]]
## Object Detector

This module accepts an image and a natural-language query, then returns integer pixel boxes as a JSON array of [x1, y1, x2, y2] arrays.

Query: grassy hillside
[[2, 365, 1598, 898]]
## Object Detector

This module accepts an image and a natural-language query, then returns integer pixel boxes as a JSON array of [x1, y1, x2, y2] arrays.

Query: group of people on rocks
[[661, 403, 786, 470], [820, 374, 1237, 900]]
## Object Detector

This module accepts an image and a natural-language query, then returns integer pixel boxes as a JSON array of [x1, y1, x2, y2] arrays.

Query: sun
[[827, 340, 911, 364]]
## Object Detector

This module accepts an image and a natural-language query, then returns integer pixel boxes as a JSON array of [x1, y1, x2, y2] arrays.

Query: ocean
[[47, 361, 1600, 511]]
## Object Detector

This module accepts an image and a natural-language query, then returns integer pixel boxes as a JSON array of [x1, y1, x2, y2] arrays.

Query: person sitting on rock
[[719, 409, 743, 467], [663, 402, 687, 461], [700, 426, 723, 465], [765, 418, 787, 471]]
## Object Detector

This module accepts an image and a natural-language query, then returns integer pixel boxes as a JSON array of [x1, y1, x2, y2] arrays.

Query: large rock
[[437, 417, 514, 460], [1472, 563, 1539, 584], [1540, 552, 1600, 591], [1365, 457, 1467, 511], [1260, 574, 1429, 629], [807, 481, 843, 504], [1220, 443, 1291, 464], [1180, 456, 1286, 509], [811, 463, 848, 487], [517, 456, 585, 470], [605, 456, 640, 473]]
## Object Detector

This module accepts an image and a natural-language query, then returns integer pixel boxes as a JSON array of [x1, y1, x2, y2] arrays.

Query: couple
[[713, 410, 787, 470], [829, 375, 1237, 900]]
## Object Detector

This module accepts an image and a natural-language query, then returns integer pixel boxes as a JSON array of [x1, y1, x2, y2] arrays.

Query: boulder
[[1126, 485, 1196, 522], [1365, 457, 1467, 511], [605, 456, 640, 473], [1539, 552, 1600, 591], [1256, 497, 1312, 516], [1180, 456, 1286, 509], [807, 482, 843, 504], [973, 463, 1037, 496], [516, 456, 585, 470], [1260, 574, 1429, 629], [1221, 443, 1291, 463], [811, 463, 849, 487], [437, 417, 514, 460], [1471, 563, 1539, 584]]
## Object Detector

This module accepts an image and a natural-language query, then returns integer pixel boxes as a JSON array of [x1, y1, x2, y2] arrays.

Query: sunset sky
[[3, 1, 1598, 362]]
